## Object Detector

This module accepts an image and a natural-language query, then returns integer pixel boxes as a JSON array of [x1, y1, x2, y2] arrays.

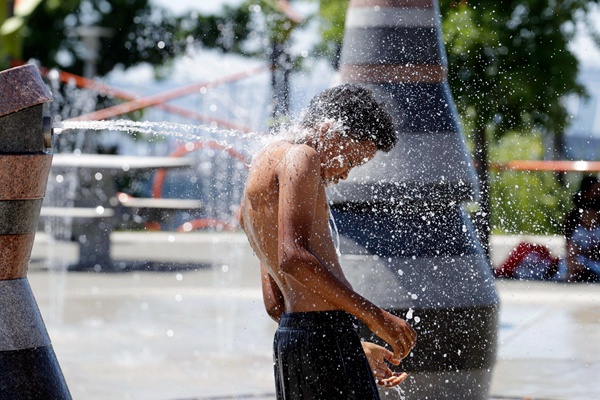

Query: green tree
[[312, 0, 347, 66], [1, 0, 45, 69], [170, 0, 301, 58], [173, 1, 307, 122], [489, 131, 571, 235], [20, 0, 180, 77], [168, 3, 252, 55], [0, 0, 10, 69]]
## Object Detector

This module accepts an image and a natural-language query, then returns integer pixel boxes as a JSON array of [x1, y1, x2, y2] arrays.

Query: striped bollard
[[329, 1, 500, 399], [0, 65, 71, 399]]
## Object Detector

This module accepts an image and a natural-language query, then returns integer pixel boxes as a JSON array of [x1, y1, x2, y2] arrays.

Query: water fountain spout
[[43, 116, 54, 149], [0, 64, 72, 399]]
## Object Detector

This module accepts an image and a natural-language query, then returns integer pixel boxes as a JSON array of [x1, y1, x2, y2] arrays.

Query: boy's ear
[[318, 121, 331, 137]]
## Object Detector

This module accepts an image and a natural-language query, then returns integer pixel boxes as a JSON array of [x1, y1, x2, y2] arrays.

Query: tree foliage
[[19, 0, 306, 77], [439, 0, 599, 150], [312, 0, 348, 64], [20, 0, 179, 76], [170, 4, 253, 55], [177, 0, 308, 63], [489, 132, 572, 234]]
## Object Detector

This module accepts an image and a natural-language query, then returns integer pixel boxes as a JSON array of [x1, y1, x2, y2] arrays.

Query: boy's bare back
[[240, 139, 353, 313]]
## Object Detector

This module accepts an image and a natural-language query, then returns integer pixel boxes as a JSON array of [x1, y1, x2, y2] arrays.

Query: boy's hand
[[361, 341, 408, 387], [371, 310, 417, 362]]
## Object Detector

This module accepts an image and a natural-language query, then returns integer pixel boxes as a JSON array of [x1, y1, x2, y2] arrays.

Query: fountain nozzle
[[42, 116, 54, 149]]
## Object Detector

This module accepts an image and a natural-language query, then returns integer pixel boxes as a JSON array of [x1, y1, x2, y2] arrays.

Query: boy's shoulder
[[254, 140, 318, 170]]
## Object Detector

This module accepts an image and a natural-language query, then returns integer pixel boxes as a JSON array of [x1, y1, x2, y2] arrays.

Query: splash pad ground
[[28, 231, 600, 400]]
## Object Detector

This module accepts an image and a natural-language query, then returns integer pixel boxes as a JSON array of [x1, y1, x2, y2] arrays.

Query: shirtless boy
[[240, 84, 417, 399]]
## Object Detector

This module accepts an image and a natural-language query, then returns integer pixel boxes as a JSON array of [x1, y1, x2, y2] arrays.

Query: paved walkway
[[25, 232, 600, 400], [491, 280, 600, 400]]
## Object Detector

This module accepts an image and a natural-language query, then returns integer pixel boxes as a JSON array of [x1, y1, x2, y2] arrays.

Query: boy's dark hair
[[300, 84, 397, 152]]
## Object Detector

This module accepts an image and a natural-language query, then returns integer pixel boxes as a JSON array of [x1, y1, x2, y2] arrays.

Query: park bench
[[114, 192, 203, 230], [39, 206, 115, 269]]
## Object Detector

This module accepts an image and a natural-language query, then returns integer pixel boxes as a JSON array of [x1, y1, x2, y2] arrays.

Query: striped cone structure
[[329, 1, 499, 399], [0, 65, 72, 399]]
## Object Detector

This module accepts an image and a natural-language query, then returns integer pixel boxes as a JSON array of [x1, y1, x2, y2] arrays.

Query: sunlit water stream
[[55, 119, 266, 144], [43, 119, 262, 334]]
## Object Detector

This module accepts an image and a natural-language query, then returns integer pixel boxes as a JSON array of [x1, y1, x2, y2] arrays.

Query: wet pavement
[[26, 232, 600, 400]]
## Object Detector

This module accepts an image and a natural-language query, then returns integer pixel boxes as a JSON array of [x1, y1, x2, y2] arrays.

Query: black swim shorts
[[273, 310, 380, 400]]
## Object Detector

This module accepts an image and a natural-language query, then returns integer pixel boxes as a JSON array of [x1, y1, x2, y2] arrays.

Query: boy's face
[[320, 134, 377, 185]]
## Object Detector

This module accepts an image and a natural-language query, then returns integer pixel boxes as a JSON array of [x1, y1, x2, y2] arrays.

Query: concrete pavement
[[24, 232, 600, 400], [491, 280, 600, 400]]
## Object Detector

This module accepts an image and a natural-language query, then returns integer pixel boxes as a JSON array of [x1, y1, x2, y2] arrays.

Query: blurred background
[[2, 1, 600, 399], [2, 0, 600, 238]]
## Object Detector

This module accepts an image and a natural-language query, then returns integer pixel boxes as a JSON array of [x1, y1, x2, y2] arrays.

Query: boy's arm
[[260, 262, 285, 322], [277, 147, 416, 361]]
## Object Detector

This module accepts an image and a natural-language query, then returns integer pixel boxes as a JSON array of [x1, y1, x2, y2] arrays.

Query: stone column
[[330, 1, 500, 399], [0, 64, 71, 399]]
